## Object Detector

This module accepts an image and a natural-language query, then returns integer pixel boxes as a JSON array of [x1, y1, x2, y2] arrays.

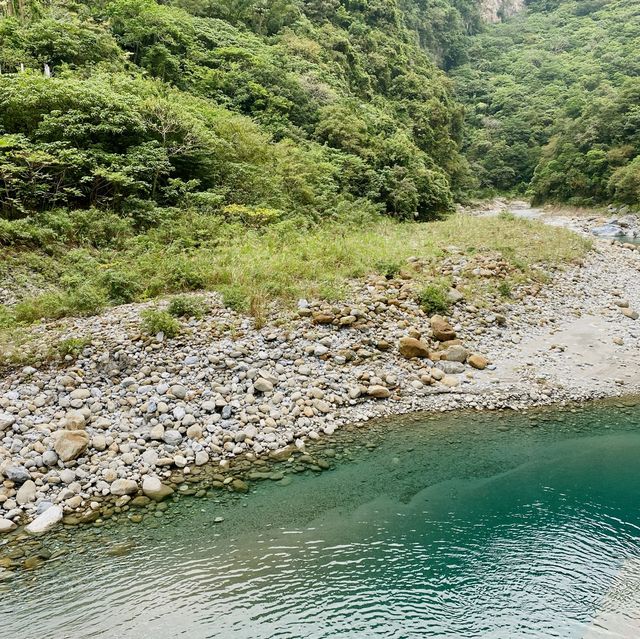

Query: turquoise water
[[1, 403, 640, 638]]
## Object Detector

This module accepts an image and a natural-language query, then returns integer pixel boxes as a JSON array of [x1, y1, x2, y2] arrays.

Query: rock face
[[142, 476, 174, 502], [479, 0, 525, 23], [431, 315, 456, 342], [54, 430, 89, 462], [25, 505, 64, 534], [398, 337, 431, 359]]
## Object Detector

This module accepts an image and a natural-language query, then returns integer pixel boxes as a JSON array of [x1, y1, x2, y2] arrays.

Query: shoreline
[[2, 203, 640, 542]]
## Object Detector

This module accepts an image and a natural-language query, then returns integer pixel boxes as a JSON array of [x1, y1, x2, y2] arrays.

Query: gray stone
[[169, 385, 187, 399], [5, 465, 31, 484], [436, 360, 465, 374], [142, 449, 159, 466], [163, 429, 182, 446], [42, 450, 58, 467], [110, 479, 138, 496], [254, 378, 274, 393]]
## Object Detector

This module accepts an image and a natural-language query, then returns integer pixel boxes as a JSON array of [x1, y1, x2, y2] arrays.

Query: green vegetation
[[167, 295, 206, 319], [454, 0, 640, 206], [0, 0, 477, 224], [55, 336, 92, 358], [416, 282, 450, 315], [0, 0, 628, 350], [140, 308, 181, 337]]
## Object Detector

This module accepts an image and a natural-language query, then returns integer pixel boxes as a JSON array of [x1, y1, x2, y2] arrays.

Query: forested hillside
[[0, 0, 638, 332], [0, 0, 482, 227], [455, 0, 640, 205]]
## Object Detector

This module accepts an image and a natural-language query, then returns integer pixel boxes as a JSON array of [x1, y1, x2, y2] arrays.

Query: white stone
[[25, 505, 64, 534]]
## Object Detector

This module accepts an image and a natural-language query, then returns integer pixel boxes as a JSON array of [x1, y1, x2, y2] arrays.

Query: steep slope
[[454, 0, 640, 206], [0, 0, 478, 223]]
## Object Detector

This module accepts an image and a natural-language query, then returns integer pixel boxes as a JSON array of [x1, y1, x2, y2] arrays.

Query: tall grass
[[0, 211, 591, 328]]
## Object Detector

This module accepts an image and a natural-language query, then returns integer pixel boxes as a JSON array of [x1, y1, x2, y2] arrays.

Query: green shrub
[[417, 283, 450, 315], [101, 270, 141, 304], [375, 260, 402, 280], [14, 291, 69, 323], [167, 295, 206, 318], [67, 285, 107, 316], [140, 309, 181, 338], [221, 286, 248, 312], [56, 336, 92, 358], [497, 281, 513, 298]]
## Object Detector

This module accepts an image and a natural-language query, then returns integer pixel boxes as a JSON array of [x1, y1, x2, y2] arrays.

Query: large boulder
[[54, 430, 89, 462], [110, 479, 138, 496], [142, 476, 174, 502], [25, 505, 63, 534], [398, 337, 430, 359], [430, 315, 456, 342]]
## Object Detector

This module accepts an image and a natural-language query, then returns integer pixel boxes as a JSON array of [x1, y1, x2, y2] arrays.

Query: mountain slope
[[0, 0, 482, 223], [454, 0, 640, 206]]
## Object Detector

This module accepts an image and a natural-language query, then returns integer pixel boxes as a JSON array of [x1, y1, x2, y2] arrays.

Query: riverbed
[[2, 401, 639, 638]]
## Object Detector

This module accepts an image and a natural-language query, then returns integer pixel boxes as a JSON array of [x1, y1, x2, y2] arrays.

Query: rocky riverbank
[[2, 204, 640, 540]]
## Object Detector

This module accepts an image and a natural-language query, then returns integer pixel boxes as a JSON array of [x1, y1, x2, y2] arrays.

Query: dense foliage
[[0, 0, 481, 224], [454, 0, 640, 206]]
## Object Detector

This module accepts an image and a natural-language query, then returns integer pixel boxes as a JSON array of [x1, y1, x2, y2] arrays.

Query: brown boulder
[[53, 430, 89, 462], [398, 337, 430, 359], [468, 353, 489, 370], [367, 385, 391, 399], [430, 315, 456, 342], [312, 312, 335, 324]]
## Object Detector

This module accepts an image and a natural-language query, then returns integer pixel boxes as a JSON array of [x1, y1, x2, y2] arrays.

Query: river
[[1, 402, 639, 638]]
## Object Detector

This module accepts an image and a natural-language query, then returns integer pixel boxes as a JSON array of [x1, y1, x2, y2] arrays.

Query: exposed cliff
[[479, 0, 525, 22]]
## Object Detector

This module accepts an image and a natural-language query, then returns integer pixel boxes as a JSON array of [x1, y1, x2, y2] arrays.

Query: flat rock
[[367, 385, 391, 399], [25, 505, 64, 535]]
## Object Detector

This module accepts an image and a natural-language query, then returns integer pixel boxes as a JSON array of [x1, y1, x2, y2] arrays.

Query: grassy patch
[[140, 309, 181, 338], [416, 282, 451, 315], [0, 211, 592, 332], [167, 295, 207, 319]]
